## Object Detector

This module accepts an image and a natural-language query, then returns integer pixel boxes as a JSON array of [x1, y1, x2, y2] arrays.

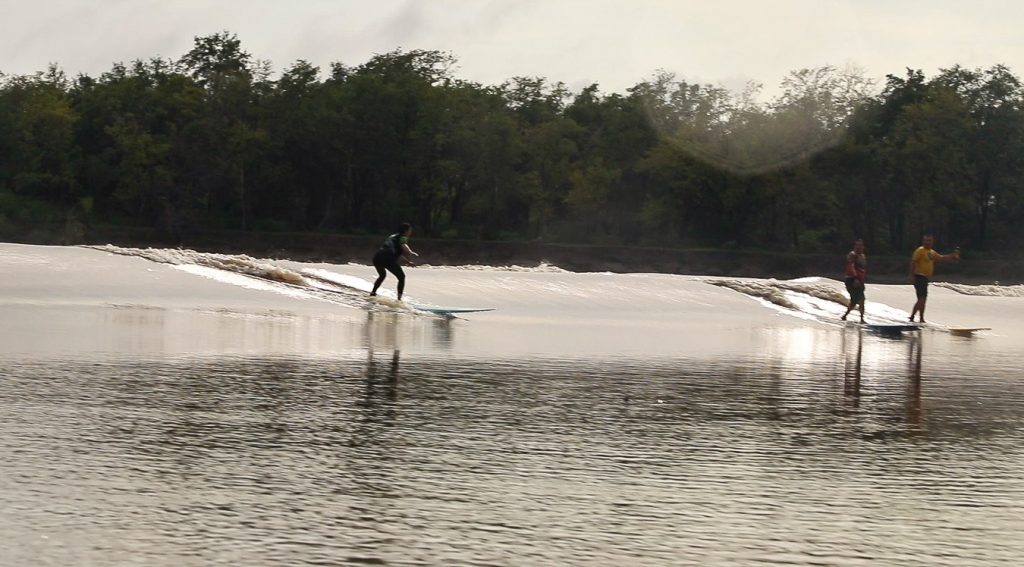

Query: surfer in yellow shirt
[[908, 234, 959, 323]]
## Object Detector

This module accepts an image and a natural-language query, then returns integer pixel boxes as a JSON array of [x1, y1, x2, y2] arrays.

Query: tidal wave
[[86, 244, 306, 284], [84, 244, 404, 312], [707, 277, 913, 325]]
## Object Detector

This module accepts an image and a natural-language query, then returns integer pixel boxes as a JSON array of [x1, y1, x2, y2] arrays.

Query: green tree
[[177, 32, 268, 230], [934, 65, 1024, 248], [0, 66, 78, 204]]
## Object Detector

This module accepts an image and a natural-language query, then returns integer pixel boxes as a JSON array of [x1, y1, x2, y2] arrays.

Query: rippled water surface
[[3, 331, 1024, 566]]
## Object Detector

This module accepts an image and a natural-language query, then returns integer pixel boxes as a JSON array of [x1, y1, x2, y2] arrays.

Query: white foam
[[936, 282, 1024, 297], [87, 245, 306, 285], [709, 277, 915, 325], [173, 265, 314, 299], [302, 268, 373, 292]]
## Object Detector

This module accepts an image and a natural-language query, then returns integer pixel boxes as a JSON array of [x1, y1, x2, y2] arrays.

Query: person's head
[[853, 238, 864, 253], [922, 234, 934, 249], [397, 222, 412, 236]]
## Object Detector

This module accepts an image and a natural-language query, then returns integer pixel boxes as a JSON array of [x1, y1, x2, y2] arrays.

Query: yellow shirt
[[911, 246, 938, 278]]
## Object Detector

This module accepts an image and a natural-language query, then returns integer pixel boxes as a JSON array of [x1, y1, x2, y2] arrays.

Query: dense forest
[[2, 32, 1024, 255]]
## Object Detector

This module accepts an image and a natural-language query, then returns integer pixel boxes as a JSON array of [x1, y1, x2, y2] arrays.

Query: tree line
[[2, 32, 1023, 254]]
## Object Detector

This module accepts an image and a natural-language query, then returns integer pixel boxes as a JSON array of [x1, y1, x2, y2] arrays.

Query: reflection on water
[[361, 310, 456, 354], [906, 336, 924, 426], [838, 328, 936, 441], [2, 326, 1024, 566], [0, 303, 464, 360], [842, 328, 864, 406], [361, 348, 402, 404], [839, 328, 976, 438], [842, 328, 924, 424]]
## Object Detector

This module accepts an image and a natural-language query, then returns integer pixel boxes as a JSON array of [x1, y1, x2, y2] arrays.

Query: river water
[[2, 243, 1022, 566]]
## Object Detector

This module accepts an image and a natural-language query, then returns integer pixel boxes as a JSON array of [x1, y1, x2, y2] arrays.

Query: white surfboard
[[411, 305, 495, 315], [948, 327, 991, 336]]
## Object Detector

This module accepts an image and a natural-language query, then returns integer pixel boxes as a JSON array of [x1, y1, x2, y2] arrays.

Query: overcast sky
[[3, 0, 1023, 97]]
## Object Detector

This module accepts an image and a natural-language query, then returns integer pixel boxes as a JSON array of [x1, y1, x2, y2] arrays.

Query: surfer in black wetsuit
[[370, 223, 418, 300]]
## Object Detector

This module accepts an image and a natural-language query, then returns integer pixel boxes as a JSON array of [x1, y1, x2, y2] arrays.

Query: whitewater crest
[[86, 244, 306, 284], [707, 278, 850, 310], [83, 244, 418, 312], [705, 277, 915, 325], [935, 282, 1024, 297]]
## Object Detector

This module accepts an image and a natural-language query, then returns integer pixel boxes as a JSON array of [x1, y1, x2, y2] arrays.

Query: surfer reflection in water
[[842, 328, 925, 426], [363, 349, 401, 403], [370, 223, 419, 300], [906, 336, 924, 426], [842, 327, 864, 406]]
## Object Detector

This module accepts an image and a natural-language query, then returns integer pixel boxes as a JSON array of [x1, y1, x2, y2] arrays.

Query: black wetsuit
[[371, 233, 406, 297]]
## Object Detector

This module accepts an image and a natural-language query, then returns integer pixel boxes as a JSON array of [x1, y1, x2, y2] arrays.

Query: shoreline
[[7, 225, 1021, 285]]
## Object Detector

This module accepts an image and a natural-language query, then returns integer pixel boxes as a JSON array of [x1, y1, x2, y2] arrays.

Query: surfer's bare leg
[[910, 298, 926, 322], [910, 276, 929, 322]]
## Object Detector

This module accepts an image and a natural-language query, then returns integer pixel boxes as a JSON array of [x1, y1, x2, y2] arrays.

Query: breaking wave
[[707, 277, 850, 310], [935, 282, 1024, 297], [83, 244, 414, 314], [86, 244, 306, 284], [706, 277, 912, 325]]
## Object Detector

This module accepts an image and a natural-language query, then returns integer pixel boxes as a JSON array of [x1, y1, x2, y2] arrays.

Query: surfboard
[[948, 327, 991, 336], [864, 323, 922, 334], [411, 305, 495, 315]]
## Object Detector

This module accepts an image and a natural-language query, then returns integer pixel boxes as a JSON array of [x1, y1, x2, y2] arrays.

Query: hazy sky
[[3, 0, 1023, 97]]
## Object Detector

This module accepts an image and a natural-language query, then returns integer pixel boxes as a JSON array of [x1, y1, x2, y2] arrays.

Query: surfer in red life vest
[[841, 238, 867, 323], [370, 222, 419, 300]]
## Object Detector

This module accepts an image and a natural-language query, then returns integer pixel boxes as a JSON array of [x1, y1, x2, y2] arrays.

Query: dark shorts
[[913, 275, 929, 298], [373, 250, 404, 278], [844, 277, 865, 304]]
